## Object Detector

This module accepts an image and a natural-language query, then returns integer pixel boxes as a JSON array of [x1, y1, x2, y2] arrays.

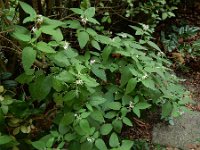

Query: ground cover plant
[[0, 0, 192, 149]]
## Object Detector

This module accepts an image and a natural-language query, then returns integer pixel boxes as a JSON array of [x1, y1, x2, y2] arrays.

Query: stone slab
[[152, 112, 200, 150]]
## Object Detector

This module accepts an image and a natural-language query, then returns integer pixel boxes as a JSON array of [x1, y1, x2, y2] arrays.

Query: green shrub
[[0, 1, 192, 150]]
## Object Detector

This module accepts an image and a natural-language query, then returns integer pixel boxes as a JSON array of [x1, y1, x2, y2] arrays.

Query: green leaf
[[85, 7, 95, 18], [11, 25, 31, 42], [107, 102, 121, 110], [142, 78, 156, 90], [22, 47, 36, 74], [78, 31, 90, 49], [29, 75, 52, 101], [135, 102, 151, 110], [19, 1, 36, 17], [80, 119, 90, 134], [91, 40, 101, 50], [162, 101, 173, 117], [63, 90, 76, 101], [65, 20, 81, 29], [55, 71, 75, 83], [36, 41, 56, 53], [122, 117, 133, 126], [32, 141, 46, 150], [0, 135, 13, 145], [162, 12, 168, 20], [92, 65, 107, 81], [102, 46, 112, 63], [100, 124, 113, 135], [59, 112, 75, 134], [121, 140, 134, 150], [95, 139, 108, 150], [90, 110, 105, 123], [125, 78, 137, 95], [109, 132, 120, 148], [133, 107, 140, 117], [90, 96, 106, 106], [112, 120, 123, 133], [147, 41, 161, 51]]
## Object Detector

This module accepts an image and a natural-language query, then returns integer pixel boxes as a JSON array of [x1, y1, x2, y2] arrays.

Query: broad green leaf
[[55, 71, 75, 83], [162, 101, 172, 117], [147, 41, 161, 51], [59, 112, 75, 133], [90, 110, 104, 123], [81, 75, 99, 87], [121, 140, 134, 150], [91, 40, 101, 50], [120, 67, 132, 87], [162, 12, 168, 20], [142, 78, 156, 90], [100, 124, 113, 135], [64, 133, 77, 142], [85, 7, 95, 18], [29, 75, 52, 101], [112, 120, 123, 133], [131, 42, 147, 50], [78, 31, 90, 49], [102, 46, 112, 63], [92, 65, 106, 81], [95, 139, 108, 150], [22, 47, 36, 74], [36, 42, 56, 53], [104, 111, 117, 119], [46, 137, 55, 148], [80, 119, 90, 134], [32, 141, 46, 150], [63, 90, 76, 101], [125, 78, 137, 95], [109, 132, 120, 148], [135, 102, 151, 110], [81, 142, 93, 150], [122, 117, 133, 126], [107, 102, 121, 110], [90, 96, 106, 106], [11, 25, 31, 42], [0, 135, 13, 145], [65, 20, 81, 29], [16, 73, 34, 84], [19, 1, 36, 17], [133, 107, 140, 117]]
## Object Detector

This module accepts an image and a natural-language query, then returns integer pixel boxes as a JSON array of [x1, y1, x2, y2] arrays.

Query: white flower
[[87, 137, 95, 143], [142, 24, 149, 31], [129, 101, 134, 108], [90, 59, 96, 65], [37, 15, 44, 23], [63, 41, 70, 50], [141, 73, 148, 80], [81, 16, 88, 24], [76, 80, 83, 85], [31, 26, 37, 32], [120, 33, 127, 38]]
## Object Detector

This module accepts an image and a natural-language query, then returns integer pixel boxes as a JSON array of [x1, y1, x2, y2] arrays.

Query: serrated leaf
[[142, 78, 156, 90], [109, 132, 120, 148], [78, 31, 90, 49], [95, 139, 108, 150], [107, 102, 121, 110], [122, 117, 133, 126], [100, 124, 113, 135], [36, 41, 56, 53], [63, 90, 76, 101], [19, 1, 36, 17], [121, 140, 134, 150], [125, 78, 137, 95], [22, 47, 36, 74], [59, 112, 75, 134]]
